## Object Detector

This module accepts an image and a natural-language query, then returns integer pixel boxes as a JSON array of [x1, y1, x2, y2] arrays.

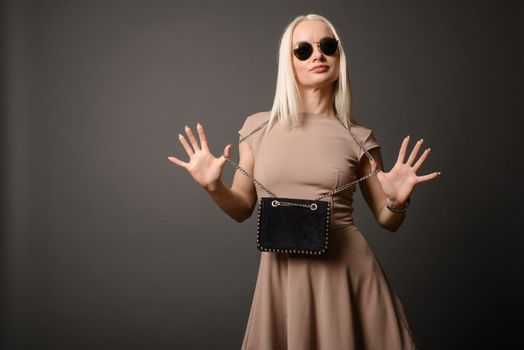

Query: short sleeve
[[238, 115, 250, 137], [357, 129, 380, 162], [237, 112, 269, 151], [238, 115, 253, 149]]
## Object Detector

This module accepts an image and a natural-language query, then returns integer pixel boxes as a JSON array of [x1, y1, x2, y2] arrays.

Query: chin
[[304, 78, 335, 88]]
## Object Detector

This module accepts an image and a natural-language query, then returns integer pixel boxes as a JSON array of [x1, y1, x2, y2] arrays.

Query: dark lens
[[293, 42, 313, 61], [319, 37, 338, 56]]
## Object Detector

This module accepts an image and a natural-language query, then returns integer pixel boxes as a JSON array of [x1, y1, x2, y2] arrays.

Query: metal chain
[[224, 116, 380, 200], [271, 199, 318, 210], [224, 120, 277, 197], [225, 155, 277, 198], [316, 117, 380, 200]]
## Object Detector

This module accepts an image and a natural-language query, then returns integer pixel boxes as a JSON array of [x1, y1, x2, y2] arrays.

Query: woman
[[168, 13, 439, 350]]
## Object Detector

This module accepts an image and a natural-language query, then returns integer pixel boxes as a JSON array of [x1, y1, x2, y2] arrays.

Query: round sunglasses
[[292, 37, 339, 61]]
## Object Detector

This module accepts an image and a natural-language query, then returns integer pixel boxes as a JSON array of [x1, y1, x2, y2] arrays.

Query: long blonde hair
[[264, 14, 356, 135]]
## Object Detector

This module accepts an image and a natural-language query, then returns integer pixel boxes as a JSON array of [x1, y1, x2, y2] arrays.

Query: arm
[[168, 122, 257, 223], [205, 136, 258, 223], [357, 148, 407, 232], [357, 135, 441, 232]]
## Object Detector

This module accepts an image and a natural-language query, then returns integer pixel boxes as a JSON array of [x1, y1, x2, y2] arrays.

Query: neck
[[297, 84, 336, 117]]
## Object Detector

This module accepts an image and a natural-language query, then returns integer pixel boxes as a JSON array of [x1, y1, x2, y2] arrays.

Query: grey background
[[1, 0, 522, 349]]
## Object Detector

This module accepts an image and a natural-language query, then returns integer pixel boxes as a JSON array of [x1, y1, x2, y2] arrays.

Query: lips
[[311, 65, 328, 72]]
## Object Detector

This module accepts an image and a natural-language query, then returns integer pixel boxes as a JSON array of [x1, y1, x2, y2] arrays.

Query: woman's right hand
[[168, 122, 232, 192]]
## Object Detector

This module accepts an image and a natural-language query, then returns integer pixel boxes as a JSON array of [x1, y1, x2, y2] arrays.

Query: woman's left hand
[[369, 135, 441, 206]]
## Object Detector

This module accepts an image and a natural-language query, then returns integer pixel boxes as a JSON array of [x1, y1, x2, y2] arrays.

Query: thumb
[[219, 144, 231, 163], [223, 143, 232, 158]]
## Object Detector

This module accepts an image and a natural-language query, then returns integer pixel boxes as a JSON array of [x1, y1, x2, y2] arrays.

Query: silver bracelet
[[386, 197, 411, 213]]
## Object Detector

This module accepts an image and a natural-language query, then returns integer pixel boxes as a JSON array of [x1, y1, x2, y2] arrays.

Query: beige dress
[[237, 111, 417, 350]]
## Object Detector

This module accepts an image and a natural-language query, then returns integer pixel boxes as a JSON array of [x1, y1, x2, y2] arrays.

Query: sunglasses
[[292, 37, 339, 61]]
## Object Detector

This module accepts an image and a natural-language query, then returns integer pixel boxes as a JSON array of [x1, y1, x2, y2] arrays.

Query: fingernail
[[178, 133, 183, 138], [438, 171, 442, 175], [406, 135, 410, 139], [427, 147, 431, 151], [185, 125, 189, 129], [197, 122, 201, 127], [419, 138, 423, 142]]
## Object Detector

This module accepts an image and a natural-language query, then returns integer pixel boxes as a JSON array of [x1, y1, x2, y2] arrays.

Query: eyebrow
[[293, 36, 335, 46]]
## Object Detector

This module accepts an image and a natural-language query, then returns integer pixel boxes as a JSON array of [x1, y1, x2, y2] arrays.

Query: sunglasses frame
[[292, 36, 340, 61]]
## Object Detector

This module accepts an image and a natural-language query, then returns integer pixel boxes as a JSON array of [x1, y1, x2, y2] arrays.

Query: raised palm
[[369, 136, 441, 205], [168, 123, 231, 190]]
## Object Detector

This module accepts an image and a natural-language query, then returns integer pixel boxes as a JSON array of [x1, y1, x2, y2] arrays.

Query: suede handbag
[[226, 117, 379, 255]]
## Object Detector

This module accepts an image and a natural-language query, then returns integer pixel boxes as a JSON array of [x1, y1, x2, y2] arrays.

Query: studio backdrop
[[1, 0, 522, 349]]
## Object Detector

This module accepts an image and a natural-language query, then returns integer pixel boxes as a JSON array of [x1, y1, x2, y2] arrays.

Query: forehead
[[292, 20, 333, 44]]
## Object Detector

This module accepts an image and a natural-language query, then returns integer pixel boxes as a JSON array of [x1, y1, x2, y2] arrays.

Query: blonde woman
[[169, 13, 439, 350]]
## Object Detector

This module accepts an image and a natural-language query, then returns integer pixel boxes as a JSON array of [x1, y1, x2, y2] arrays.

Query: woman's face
[[291, 20, 340, 89]]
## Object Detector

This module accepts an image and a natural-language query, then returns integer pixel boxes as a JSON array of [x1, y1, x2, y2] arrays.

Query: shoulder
[[243, 110, 271, 127], [349, 121, 374, 139], [349, 122, 381, 159], [238, 110, 270, 135], [349, 121, 381, 144]]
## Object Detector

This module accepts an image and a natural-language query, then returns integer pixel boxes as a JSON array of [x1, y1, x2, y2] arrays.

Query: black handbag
[[226, 117, 379, 255]]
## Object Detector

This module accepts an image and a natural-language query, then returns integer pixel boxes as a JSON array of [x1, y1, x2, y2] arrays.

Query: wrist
[[386, 197, 411, 213], [204, 179, 224, 193], [388, 197, 407, 207]]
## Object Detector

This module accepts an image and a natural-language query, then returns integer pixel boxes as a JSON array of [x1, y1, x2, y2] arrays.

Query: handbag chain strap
[[224, 116, 380, 201]]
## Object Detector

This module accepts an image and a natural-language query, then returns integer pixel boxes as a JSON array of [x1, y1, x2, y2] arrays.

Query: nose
[[312, 43, 324, 60]]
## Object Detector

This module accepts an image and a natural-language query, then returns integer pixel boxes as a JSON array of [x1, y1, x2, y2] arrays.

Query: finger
[[178, 133, 194, 156], [220, 144, 232, 165], [196, 122, 209, 151], [396, 135, 410, 164], [184, 125, 201, 151], [223, 143, 231, 158], [168, 156, 188, 168], [412, 148, 430, 172], [416, 171, 441, 183], [406, 138, 424, 166]]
